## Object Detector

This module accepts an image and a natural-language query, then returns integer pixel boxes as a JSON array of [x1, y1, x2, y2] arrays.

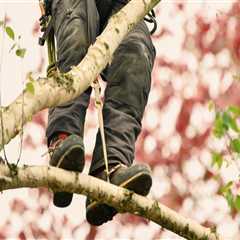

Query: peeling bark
[[0, 164, 221, 240]]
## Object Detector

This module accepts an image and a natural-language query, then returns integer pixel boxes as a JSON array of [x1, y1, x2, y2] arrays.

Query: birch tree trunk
[[0, 0, 159, 148], [0, 164, 221, 240]]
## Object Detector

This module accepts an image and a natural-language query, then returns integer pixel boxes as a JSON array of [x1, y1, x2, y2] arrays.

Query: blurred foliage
[[212, 103, 240, 212]]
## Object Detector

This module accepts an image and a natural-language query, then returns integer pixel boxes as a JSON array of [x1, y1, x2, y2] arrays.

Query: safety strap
[[91, 78, 110, 182], [38, 0, 57, 78], [144, 10, 157, 35]]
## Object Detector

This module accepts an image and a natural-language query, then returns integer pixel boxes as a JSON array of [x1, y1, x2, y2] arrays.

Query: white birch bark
[[0, 0, 160, 148], [0, 164, 221, 240]]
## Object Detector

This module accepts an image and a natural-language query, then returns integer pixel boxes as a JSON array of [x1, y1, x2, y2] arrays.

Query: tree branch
[[0, 0, 160, 149], [0, 164, 221, 240]]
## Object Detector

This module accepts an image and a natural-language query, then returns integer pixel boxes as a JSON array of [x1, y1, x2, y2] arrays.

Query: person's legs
[[46, 0, 99, 207], [46, 0, 99, 141], [90, 7, 156, 177], [87, 1, 156, 225]]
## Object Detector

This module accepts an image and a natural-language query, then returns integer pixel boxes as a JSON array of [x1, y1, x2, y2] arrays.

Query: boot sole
[[86, 171, 152, 225], [53, 145, 84, 208]]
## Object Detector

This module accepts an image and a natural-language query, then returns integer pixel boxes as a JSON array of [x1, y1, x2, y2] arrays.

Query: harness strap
[[38, 0, 57, 77], [144, 10, 157, 35], [91, 78, 110, 182], [38, 17, 54, 46]]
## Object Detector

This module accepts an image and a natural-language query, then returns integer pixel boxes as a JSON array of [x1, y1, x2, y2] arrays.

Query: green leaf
[[234, 195, 240, 211], [220, 181, 233, 194], [0, 21, 4, 27], [223, 112, 239, 132], [228, 106, 240, 117], [16, 48, 26, 58], [212, 152, 223, 169], [226, 190, 234, 208], [5, 26, 15, 40], [230, 139, 240, 153], [26, 82, 35, 95], [213, 112, 227, 138]]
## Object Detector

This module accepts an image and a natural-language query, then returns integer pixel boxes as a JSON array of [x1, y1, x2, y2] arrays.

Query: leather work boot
[[86, 164, 152, 226], [49, 133, 85, 207]]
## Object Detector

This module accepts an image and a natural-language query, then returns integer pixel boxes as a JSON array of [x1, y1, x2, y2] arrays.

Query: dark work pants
[[46, 0, 156, 174]]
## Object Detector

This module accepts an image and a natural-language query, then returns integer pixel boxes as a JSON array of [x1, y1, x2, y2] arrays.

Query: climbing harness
[[38, 0, 56, 78], [144, 10, 157, 35]]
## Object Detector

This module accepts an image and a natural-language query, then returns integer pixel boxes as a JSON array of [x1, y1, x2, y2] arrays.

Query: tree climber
[[40, 0, 156, 226]]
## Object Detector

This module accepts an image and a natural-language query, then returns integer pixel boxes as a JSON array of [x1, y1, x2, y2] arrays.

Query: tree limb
[[0, 0, 160, 149], [0, 164, 221, 240]]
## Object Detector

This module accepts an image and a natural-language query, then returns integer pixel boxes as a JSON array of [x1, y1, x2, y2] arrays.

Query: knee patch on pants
[[104, 40, 154, 121]]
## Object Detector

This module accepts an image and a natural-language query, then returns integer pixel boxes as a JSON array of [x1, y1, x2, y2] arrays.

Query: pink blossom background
[[0, 1, 240, 239]]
